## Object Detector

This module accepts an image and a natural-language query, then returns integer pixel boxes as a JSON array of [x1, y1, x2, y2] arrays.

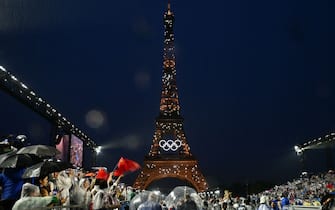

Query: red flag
[[96, 168, 109, 180], [326, 183, 334, 189], [113, 168, 123, 177], [113, 157, 140, 176]]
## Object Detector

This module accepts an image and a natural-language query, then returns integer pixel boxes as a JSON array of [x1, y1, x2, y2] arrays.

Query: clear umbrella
[[129, 190, 150, 210], [129, 190, 165, 210], [164, 186, 202, 210]]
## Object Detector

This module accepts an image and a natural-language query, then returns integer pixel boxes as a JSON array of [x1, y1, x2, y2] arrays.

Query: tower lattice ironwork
[[133, 2, 208, 192]]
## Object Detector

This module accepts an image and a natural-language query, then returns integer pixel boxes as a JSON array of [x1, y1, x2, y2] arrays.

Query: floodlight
[[294, 145, 303, 156], [16, 134, 27, 142], [95, 146, 102, 154]]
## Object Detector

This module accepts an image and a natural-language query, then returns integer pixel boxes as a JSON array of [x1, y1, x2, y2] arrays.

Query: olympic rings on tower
[[159, 139, 182, 151]]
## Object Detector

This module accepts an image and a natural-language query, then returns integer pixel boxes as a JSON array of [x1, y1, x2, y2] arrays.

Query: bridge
[[294, 132, 335, 172], [0, 65, 98, 151]]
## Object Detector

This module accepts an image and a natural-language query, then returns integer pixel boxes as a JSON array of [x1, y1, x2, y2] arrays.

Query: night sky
[[0, 0, 335, 188]]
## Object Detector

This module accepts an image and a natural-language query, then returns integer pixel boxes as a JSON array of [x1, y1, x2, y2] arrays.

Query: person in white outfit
[[258, 196, 271, 210], [79, 178, 93, 207], [56, 170, 72, 208], [12, 183, 58, 210]]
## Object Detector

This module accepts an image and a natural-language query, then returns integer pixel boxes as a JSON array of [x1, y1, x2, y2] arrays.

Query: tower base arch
[[133, 158, 208, 192]]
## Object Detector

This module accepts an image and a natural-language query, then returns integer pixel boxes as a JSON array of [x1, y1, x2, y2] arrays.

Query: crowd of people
[[199, 171, 335, 210], [0, 166, 134, 209], [0, 142, 334, 210], [0, 166, 334, 210]]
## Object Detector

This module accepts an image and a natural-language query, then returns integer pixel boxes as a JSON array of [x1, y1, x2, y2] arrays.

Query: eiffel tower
[[133, 2, 208, 192]]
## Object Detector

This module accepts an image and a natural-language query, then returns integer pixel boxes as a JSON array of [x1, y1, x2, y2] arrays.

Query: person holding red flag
[[106, 157, 140, 190]]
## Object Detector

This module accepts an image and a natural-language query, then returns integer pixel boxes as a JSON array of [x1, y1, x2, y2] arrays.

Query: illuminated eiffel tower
[[133, 2, 208, 192]]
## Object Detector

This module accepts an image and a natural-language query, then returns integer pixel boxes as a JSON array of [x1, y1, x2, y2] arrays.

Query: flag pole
[[107, 157, 123, 188], [112, 157, 123, 172]]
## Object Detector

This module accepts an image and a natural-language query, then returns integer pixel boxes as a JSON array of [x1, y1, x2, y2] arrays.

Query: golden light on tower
[[133, 2, 208, 192]]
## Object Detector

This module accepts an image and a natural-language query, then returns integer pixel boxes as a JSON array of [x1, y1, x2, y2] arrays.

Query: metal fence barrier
[[291, 205, 322, 210]]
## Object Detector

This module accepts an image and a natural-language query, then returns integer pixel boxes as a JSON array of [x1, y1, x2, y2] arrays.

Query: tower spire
[[167, 0, 171, 14], [160, 0, 179, 119]]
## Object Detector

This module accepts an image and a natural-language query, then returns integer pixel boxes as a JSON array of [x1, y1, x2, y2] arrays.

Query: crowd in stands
[[202, 171, 335, 210]]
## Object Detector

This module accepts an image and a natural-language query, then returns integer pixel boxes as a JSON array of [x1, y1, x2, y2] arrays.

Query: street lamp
[[294, 145, 303, 156], [92, 146, 102, 166], [95, 146, 102, 154], [294, 145, 306, 174]]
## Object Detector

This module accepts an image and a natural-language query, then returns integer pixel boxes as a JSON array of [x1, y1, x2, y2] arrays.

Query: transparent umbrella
[[164, 186, 202, 210], [129, 190, 164, 210], [129, 190, 151, 210]]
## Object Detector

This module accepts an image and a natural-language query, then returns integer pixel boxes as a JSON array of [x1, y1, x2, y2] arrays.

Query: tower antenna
[[167, 0, 171, 14]]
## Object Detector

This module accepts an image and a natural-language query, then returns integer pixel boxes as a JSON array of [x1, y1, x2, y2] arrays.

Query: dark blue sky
[[0, 0, 335, 187]]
